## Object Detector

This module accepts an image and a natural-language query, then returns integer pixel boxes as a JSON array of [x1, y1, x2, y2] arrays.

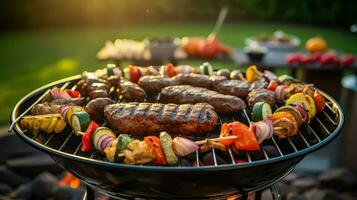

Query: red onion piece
[[96, 135, 111, 151], [101, 136, 115, 151], [60, 104, 72, 118], [172, 137, 199, 157], [295, 104, 309, 123], [276, 85, 287, 102], [252, 120, 273, 144]]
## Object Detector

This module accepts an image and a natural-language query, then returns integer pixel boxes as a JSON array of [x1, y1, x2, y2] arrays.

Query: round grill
[[9, 75, 344, 199]]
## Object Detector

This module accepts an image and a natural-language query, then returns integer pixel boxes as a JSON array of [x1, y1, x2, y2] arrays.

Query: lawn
[[0, 22, 355, 125]]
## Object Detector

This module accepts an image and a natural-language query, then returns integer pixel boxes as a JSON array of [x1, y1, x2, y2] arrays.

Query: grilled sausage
[[138, 75, 179, 94], [120, 80, 146, 100], [247, 88, 277, 107], [85, 97, 115, 122], [213, 80, 251, 98], [174, 73, 227, 89], [104, 103, 218, 136], [160, 85, 246, 114]]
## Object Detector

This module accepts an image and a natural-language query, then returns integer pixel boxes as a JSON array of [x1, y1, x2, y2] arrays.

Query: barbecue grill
[[9, 75, 344, 199]]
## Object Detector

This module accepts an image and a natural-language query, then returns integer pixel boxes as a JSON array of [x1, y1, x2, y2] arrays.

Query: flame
[[59, 172, 81, 189]]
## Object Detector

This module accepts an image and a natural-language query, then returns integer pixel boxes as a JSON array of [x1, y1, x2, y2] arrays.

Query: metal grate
[[10, 78, 341, 168]]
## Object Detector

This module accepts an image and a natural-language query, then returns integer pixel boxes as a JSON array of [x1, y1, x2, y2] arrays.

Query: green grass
[[0, 22, 355, 125]]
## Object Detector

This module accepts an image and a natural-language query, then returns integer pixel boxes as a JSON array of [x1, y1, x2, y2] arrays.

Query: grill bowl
[[10, 75, 344, 199]]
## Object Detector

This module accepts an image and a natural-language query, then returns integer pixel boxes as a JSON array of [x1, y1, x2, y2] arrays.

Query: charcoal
[[53, 186, 84, 200], [305, 188, 342, 200], [8, 183, 33, 199], [287, 193, 306, 200], [32, 172, 59, 199], [263, 145, 280, 157], [291, 178, 318, 193], [0, 166, 29, 187], [202, 152, 227, 166], [318, 168, 357, 191], [180, 158, 192, 167], [0, 184, 12, 195]]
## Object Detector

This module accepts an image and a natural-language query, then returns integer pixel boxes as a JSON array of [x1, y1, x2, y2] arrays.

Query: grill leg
[[82, 186, 95, 200]]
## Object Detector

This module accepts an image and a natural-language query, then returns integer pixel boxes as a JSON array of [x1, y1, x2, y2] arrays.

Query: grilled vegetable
[[20, 114, 67, 134], [246, 65, 261, 83], [219, 123, 236, 146], [271, 111, 298, 138], [252, 102, 272, 122], [160, 63, 177, 77], [222, 122, 260, 151], [92, 127, 116, 151], [115, 134, 133, 162], [276, 85, 288, 103], [123, 140, 156, 164], [200, 62, 213, 76], [275, 105, 304, 127], [278, 75, 299, 85], [314, 90, 325, 112], [172, 137, 199, 157], [81, 121, 99, 152], [159, 132, 178, 165], [251, 120, 273, 144], [286, 93, 316, 120], [267, 80, 278, 92], [71, 112, 91, 135], [65, 106, 85, 123], [144, 136, 167, 165]]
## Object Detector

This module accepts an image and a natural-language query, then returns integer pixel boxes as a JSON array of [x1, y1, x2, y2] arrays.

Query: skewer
[[195, 136, 237, 145]]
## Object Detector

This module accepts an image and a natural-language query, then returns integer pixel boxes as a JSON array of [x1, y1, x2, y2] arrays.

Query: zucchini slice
[[286, 93, 316, 120], [159, 132, 178, 165], [71, 112, 90, 134], [252, 102, 272, 122], [92, 127, 116, 151]]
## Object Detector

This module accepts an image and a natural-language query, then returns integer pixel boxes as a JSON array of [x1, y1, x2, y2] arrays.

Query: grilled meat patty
[[104, 102, 218, 136], [247, 88, 277, 107], [160, 85, 246, 114], [85, 97, 115, 122]]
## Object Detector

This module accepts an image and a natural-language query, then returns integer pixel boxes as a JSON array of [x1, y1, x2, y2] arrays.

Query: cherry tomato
[[129, 65, 142, 83]]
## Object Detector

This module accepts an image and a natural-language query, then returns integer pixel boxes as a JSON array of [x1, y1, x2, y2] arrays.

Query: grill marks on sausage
[[159, 85, 246, 114], [104, 103, 218, 136]]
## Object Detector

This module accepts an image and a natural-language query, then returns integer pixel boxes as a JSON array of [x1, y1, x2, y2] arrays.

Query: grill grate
[[11, 78, 341, 168]]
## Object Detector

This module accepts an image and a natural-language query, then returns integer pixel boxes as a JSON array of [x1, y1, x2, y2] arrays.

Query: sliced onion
[[172, 137, 199, 157], [100, 136, 115, 151], [96, 135, 111, 151], [50, 88, 72, 99], [252, 120, 273, 144], [294, 104, 309, 124], [60, 104, 72, 118], [276, 85, 287, 102]]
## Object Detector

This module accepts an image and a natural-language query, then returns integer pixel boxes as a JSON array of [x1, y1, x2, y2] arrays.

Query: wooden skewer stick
[[274, 127, 284, 131], [76, 131, 85, 136], [195, 136, 238, 145]]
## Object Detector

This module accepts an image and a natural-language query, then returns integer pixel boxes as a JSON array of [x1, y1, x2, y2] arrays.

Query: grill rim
[[10, 75, 345, 172]]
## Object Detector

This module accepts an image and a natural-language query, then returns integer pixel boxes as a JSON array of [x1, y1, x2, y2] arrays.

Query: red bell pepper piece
[[314, 90, 325, 112], [66, 90, 81, 98], [231, 122, 260, 151], [144, 136, 167, 165], [129, 65, 142, 83], [266, 80, 278, 92], [81, 121, 99, 152], [219, 123, 237, 146]]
